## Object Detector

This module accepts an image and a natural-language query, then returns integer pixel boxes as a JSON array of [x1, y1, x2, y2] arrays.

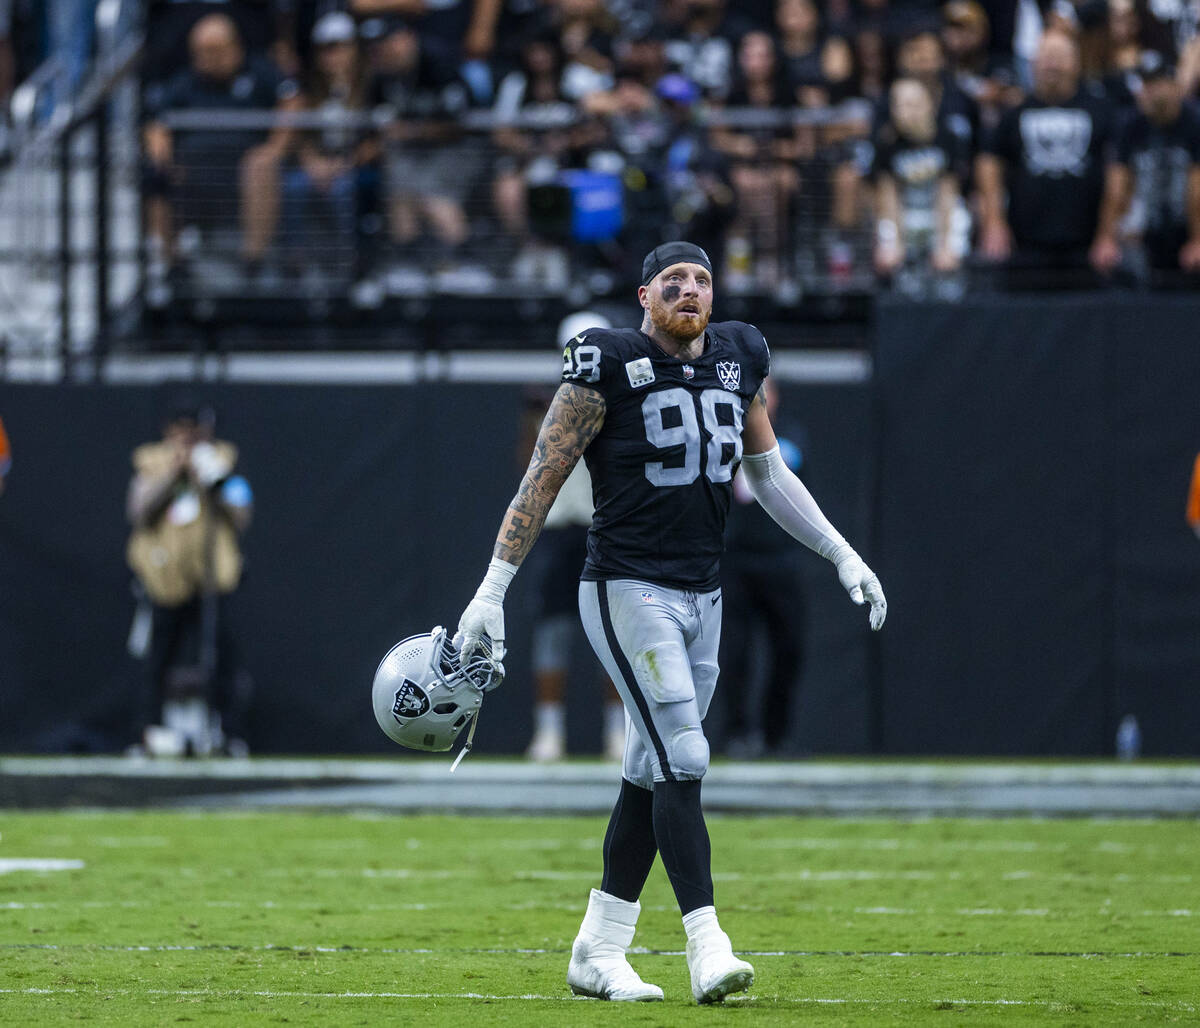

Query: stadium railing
[[0, 0, 143, 381]]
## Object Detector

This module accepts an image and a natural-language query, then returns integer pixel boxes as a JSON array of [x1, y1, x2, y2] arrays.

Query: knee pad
[[666, 725, 710, 781]]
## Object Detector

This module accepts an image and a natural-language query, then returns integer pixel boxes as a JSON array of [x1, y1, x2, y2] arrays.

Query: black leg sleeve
[[600, 778, 658, 903], [652, 779, 714, 915]]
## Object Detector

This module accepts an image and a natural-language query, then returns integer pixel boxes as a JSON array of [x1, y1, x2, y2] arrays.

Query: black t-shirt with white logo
[[1115, 104, 1200, 258], [561, 322, 771, 591], [984, 87, 1113, 251], [871, 126, 968, 206]]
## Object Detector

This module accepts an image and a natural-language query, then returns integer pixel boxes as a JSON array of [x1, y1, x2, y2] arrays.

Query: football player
[[456, 241, 886, 1004]]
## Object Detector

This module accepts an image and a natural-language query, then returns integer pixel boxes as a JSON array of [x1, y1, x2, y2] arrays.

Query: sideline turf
[[0, 812, 1196, 1025]]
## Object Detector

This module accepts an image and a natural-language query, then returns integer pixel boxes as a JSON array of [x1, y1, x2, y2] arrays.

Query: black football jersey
[[561, 321, 771, 591]]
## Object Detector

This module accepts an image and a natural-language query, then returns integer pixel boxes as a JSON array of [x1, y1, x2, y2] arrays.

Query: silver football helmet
[[371, 626, 503, 752]]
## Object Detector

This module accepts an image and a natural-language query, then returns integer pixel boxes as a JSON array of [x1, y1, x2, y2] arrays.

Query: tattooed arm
[[494, 382, 606, 565], [741, 380, 779, 459], [456, 383, 606, 662]]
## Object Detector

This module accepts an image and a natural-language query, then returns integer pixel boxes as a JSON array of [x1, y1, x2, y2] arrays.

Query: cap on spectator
[[655, 74, 700, 106], [312, 11, 357, 46], [1137, 50, 1175, 81], [942, 0, 988, 33]]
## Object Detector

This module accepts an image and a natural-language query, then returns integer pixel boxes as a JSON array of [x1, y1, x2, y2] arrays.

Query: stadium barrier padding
[[0, 379, 871, 755], [874, 293, 1200, 756], [3, 292, 1197, 756]]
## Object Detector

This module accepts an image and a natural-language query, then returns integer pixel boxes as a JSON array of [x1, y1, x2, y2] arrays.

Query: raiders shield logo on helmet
[[716, 361, 741, 392], [392, 679, 431, 722]]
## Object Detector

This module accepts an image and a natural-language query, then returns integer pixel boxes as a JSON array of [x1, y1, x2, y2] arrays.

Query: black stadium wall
[[1, 295, 1197, 756], [874, 295, 1200, 756], [0, 377, 874, 756]]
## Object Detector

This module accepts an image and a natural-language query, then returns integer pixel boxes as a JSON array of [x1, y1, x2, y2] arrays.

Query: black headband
[[641, 242, 713, 286]]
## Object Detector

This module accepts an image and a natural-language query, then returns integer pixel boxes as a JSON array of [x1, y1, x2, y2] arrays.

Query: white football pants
[[578, 579, 722, 787]]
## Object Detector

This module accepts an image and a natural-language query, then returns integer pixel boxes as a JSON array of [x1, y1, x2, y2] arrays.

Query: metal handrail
[[157, 101, 873, 134]]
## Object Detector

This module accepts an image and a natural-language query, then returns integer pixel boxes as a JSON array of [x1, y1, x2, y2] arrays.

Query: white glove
[[455, 558, 518, 663], [831, 544, 887, 631]]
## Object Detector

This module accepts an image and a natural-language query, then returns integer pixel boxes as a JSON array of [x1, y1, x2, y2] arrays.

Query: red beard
[[648, 296, 711, 340]]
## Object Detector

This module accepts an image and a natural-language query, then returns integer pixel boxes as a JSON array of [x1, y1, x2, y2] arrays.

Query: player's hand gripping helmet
[[371, 626, 503, 758]]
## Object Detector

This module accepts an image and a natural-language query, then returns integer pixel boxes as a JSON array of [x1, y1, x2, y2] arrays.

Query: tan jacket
[[126, 440, 244, 607]]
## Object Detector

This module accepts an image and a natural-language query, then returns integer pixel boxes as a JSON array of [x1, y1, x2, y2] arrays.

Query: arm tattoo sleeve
[[493, 383, 605, 565]]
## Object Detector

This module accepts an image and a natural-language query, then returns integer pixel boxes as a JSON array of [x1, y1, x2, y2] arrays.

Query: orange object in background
[[0, 415, 10, 484], [1188, 453, 1200, 532]]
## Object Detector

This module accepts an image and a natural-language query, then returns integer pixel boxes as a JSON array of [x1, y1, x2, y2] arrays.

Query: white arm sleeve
[[739, 445, 852, 563]]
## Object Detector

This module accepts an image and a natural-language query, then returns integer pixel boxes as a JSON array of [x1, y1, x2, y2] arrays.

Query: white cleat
[[567, 937, 663, 1001], [567, 889, 662, 1001], [686, 929, 754, 1004]]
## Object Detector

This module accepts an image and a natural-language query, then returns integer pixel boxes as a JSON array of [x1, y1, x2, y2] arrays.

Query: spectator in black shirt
[[143, 14, 302, 271], [776, 0, 860, 106], [977, 28, 1113, 283], [660, 0, 756, 101], [144, 1, 293, 87], [351, 0, 502, 79], [554, 0, 619, 102], [710, 30, 798, 289], [490, 27, 574, 257], [284, 12, 381, 277], [612, 23, 670, 92], [369, 22, 482, 271], [1134, 0, 1199, 65], [871, 76, 967, 289], [1091, 51, 1200, 278], [852, 19, 892, 102], [941, 0, 1023, 132], [1096, 0, 1154, 113], [653, 74, 737, 270], [888, 26, 980, 155], [777, 0, 824, 99]]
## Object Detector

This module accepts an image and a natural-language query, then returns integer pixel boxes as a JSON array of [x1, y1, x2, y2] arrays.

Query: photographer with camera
[[126, 401, 253, 756]]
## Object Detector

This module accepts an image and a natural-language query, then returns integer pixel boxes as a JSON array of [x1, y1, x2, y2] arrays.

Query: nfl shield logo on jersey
[[682, 365, 695, 380], [716, 361, 741, 392]]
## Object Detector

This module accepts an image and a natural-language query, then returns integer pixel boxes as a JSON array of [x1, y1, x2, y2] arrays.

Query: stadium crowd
[[138, 0, 1200, 297]]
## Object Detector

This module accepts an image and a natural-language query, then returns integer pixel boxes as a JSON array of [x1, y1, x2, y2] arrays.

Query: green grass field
[[1, 811, 1197, 1025]]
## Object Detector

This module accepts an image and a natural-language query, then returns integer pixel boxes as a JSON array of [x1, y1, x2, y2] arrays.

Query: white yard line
[[1, 987, 1195, 1010], [0, 858, 83, 873], [195, 866, 1193, 883], [3, 943, 1196, 958], [2, 899, 1191, 916]]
